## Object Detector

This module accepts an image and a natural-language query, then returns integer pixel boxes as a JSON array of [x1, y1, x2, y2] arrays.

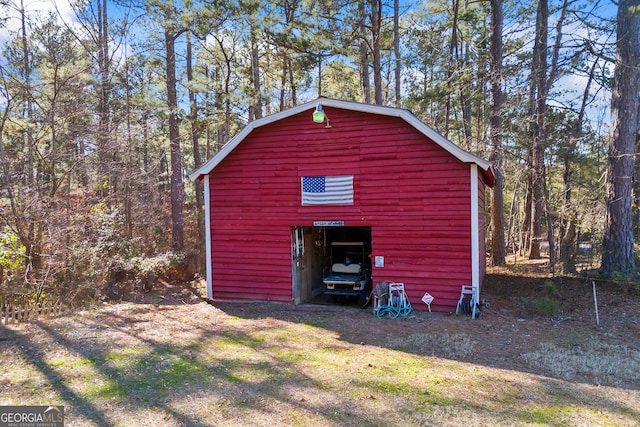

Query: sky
[[0, 0, 618, 132]]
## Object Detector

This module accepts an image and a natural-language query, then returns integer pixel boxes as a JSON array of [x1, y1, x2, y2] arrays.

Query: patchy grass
[[522, 339, 640, 387], [0, 298, 638, 427], [2, 261, 640, 427]]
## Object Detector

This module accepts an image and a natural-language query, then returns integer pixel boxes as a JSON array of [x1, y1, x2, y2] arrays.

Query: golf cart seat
[[331, 263, 362, 274]]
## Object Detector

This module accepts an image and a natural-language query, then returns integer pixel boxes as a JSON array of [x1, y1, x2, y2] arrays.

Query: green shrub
[[0, 229, 26, 286], [543, 280, 560, 298], [520, 279, 562, 317], [530, 296, 561, 316]]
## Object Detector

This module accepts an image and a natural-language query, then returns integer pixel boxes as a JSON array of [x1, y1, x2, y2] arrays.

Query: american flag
[[301, 176, 354, 205]]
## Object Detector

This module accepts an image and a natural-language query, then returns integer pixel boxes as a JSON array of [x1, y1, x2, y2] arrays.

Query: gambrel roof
[[189, 97, 494, 186]]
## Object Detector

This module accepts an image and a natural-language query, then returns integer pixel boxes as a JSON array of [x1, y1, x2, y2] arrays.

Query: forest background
[[0, 0, 636, 305]]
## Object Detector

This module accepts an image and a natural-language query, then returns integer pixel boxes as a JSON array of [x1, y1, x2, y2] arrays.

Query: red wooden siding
[[207, 106, 486, 311]]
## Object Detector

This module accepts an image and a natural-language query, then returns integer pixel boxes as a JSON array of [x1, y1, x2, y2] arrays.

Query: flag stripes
[[301, 175, 354, 205]]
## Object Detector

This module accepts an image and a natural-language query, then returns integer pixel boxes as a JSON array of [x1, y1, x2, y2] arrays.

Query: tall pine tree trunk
[[393, 0, 401, 106], [444, 0, 460, 137], [359, 0, 371, 104], [97, 0, 111, 198], [459, 45, 473, 150], [634, 102, 640, 241], [528, 0, 549, 259], [601, 0, 640, 274], [560, 152, 578, 273], [249, 18, 262, 121], [371, 0, 383, 104], [165, 27, 184, 251], [187, 31, 204, 271], [20, 0, 33, 190], [123, 35, 133, 239], [489, 0, 506, 266]]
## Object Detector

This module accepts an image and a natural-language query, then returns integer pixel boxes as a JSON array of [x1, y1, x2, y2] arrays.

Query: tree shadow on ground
[[1, 266, 637, 425], [206, 293, 640, 423], [0, 304, 382, 426], [208, 271, 640, 393]]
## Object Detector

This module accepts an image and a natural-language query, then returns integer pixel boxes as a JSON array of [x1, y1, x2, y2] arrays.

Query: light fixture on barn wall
[[313, 103, 331, 128]]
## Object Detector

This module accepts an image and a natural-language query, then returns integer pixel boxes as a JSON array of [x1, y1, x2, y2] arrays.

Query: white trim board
[[204, 175, 213, 299], [470, 165, 480, 301]]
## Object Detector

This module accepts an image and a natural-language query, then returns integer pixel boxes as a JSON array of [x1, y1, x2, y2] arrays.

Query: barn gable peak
[[189, 97, 494, 186]]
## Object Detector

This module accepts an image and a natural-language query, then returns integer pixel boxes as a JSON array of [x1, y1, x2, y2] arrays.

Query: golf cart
[[323, 241, 372, 306]]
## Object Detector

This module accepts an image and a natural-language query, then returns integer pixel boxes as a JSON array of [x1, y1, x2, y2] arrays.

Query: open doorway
[[291, 226, 372, 306]]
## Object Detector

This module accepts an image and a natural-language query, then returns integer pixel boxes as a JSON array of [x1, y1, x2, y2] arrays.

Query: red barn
[[189, 98, 494, 312]]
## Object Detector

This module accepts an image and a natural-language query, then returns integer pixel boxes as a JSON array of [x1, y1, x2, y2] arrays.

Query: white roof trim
[[189, 98, 492, 181]]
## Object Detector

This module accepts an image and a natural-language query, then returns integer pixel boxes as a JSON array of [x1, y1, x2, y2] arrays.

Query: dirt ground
[[464, 260, 640, 388], [1, 259, 639, 426], [117, 259, 639, 388], [152, 258, 640, 389], [215, 262, 640, 388]]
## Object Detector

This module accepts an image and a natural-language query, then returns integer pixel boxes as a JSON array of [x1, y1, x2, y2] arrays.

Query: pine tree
[[601, 0, 640, 275]]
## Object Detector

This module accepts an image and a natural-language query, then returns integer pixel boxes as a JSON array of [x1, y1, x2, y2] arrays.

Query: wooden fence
[[0, 294, 65, 325]]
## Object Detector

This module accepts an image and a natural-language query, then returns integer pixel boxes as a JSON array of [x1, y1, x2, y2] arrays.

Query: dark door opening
[[292, 226, 372, 306]]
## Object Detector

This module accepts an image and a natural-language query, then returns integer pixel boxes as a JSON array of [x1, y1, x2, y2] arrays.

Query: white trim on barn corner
[[204, 174, 213, 299], [188, 98, 493, 181], [470, 165, 481, 301]]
